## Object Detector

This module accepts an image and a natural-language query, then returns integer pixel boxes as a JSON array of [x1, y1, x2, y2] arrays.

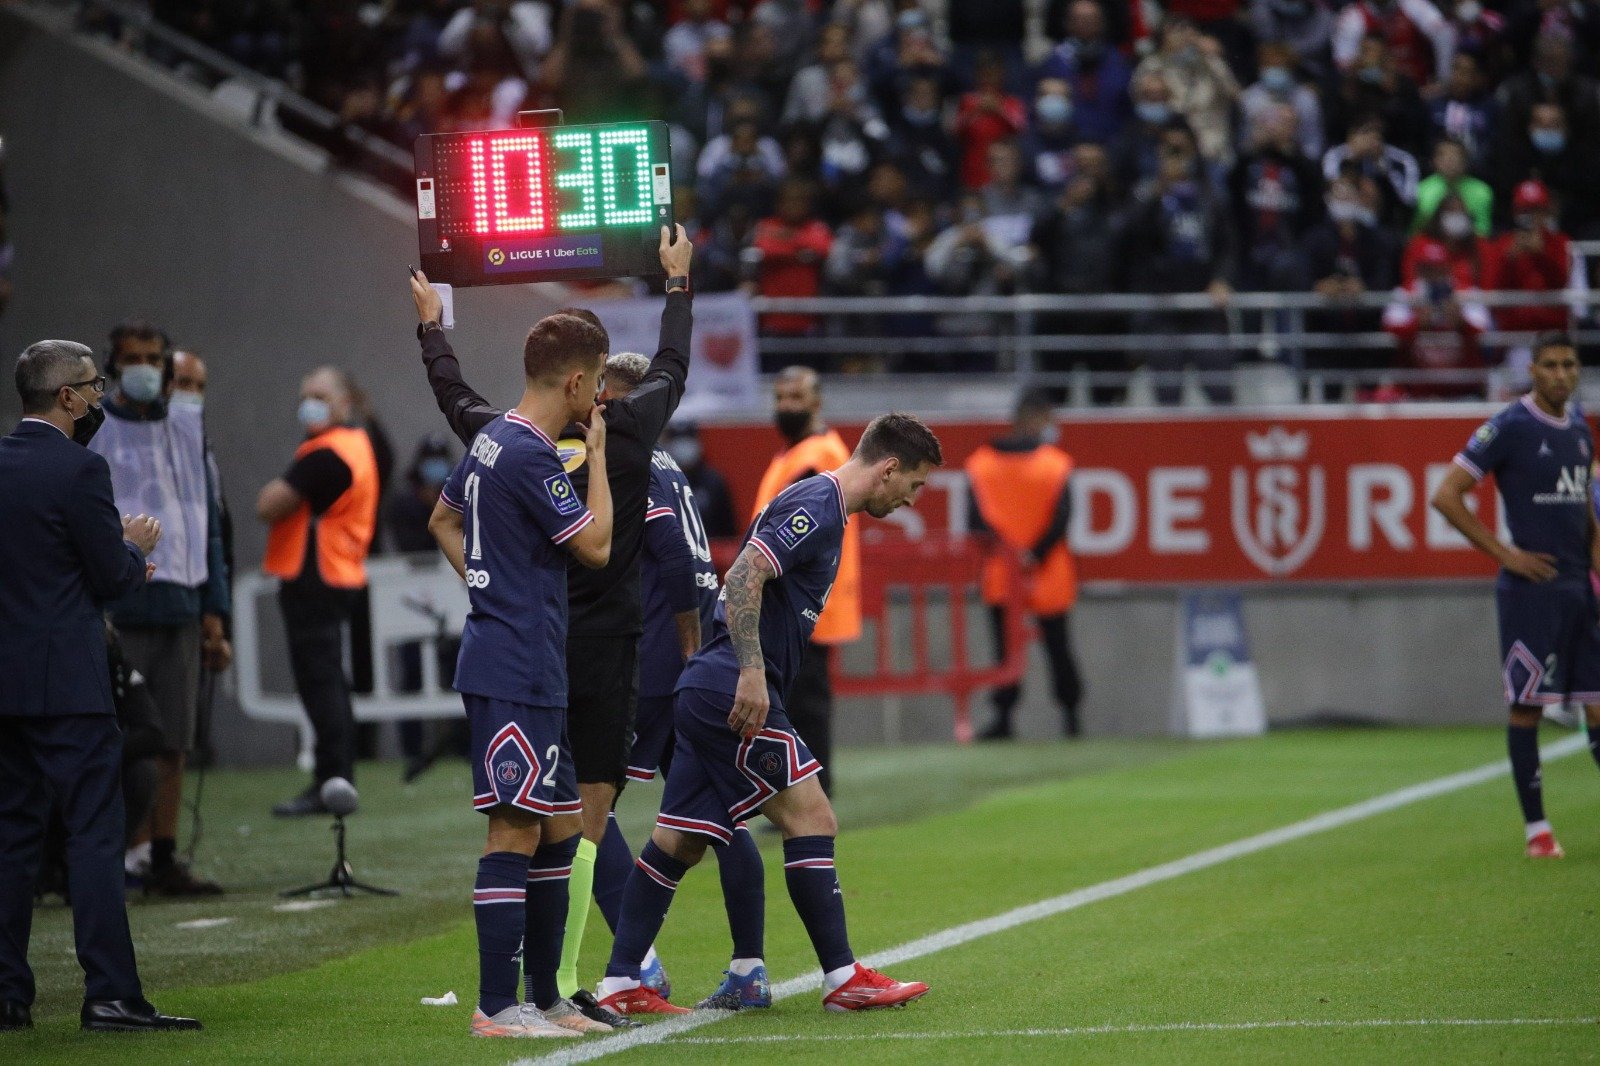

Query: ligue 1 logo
[[1230, 426, 1326, 577], [790, 513, 812, 535], [496, 760, 521, 786], [487, 247, 506, 267]]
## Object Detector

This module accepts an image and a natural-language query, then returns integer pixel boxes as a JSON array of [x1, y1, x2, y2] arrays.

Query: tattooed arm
[[724, 542, 776, 738]]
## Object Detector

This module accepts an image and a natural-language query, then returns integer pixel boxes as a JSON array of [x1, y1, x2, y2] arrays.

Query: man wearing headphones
[[88, 320, 231, 896]]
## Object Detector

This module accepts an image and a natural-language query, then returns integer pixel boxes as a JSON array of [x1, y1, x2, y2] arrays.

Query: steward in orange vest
[[256, 367, 380, 814], [751, 367, 857, 792], [964, 390, 1084, 740]]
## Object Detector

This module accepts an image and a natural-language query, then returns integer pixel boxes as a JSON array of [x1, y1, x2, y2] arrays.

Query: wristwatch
[[416, 320, 443, 340], [665, 275, 690, 295]]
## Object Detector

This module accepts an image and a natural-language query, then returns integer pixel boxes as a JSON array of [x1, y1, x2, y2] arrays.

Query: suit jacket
[[0, 419, 148, 717]]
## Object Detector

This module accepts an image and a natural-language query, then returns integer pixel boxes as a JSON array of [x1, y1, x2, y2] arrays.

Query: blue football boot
[[695, 965, 772, 1011]]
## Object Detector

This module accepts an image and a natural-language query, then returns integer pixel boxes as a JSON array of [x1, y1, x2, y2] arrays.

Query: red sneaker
[[596, 985, 691, 1017], [822, 964, 930, 1012], [1526, 830, 1565, 859]]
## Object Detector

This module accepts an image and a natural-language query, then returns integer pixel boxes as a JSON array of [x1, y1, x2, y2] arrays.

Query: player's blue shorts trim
[[1496, 580, 1600, 706], [655, 687, 822, 844], [465, 694, 582, 817], [626, 695, 674, 783]]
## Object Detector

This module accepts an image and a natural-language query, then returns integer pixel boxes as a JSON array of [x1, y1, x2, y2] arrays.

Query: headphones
[[105, 319, 175, 387]]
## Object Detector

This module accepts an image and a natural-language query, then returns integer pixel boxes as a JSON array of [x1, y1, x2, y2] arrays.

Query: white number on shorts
[[543, 745, 559, 787]]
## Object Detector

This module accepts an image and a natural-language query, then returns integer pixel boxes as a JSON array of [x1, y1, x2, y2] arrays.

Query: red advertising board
[[701, 407, 1537, 585]]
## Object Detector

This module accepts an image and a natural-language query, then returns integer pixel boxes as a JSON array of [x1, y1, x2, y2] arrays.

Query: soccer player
[[598, 354, 770, 1011], [1432, 332, 1600, 859], [426, 311, 614, 1039], [595, 414, 943, 1016], [412, 227, 694, 1026]]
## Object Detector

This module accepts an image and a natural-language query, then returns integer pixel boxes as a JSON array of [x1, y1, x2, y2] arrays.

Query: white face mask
[[1439, 211, 1474, 239], [298, 397, 332, 432], [169, 389, 204, 412], [119, 363, 164, 404]]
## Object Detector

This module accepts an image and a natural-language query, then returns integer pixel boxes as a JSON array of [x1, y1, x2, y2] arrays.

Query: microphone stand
[[280, 812, 398, 899]]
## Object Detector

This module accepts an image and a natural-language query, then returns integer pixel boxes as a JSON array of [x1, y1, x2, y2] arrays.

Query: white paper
[[433, 282, 455, 329], [420, 992, 458, 1006]]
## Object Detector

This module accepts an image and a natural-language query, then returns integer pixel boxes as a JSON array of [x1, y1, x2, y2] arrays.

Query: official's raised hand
[[123, 513, 162, 555], [410, 267, 444, 324], [659, 224, 693, 278]]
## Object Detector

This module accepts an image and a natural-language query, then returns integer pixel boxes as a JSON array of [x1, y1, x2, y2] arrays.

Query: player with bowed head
[[595, 414, 942, 1016], [424, 310, 614, 1039], [1432, 332, 1600, 859]]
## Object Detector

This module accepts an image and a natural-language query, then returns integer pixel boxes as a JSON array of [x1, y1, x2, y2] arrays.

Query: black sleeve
[[608, 290, 692, 448], [420, 329, 504, 445], [1031, 476, 1072, 560], [67, 451, 148, 604], [967, 484, 991, 536], [283, 448, 353, 515]]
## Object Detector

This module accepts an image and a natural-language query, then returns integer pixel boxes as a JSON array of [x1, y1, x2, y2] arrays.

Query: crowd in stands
[[94, 0, 1600, 386]]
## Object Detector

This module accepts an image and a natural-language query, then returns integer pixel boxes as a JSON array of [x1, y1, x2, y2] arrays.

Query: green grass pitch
[[9, 727, 1600, 1064]]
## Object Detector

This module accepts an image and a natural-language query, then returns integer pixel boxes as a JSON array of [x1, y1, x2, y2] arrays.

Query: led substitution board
[[413, 121, 672, 286]]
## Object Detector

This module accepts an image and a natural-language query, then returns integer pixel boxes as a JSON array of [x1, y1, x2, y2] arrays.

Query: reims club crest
[[1230, 426, 1326, 577]]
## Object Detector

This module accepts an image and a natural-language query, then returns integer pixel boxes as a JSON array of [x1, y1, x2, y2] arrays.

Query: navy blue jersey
[[639, 449, 719, 699], [440, 411, 594, 705], [678, 471, 847, 709], [1455, 394, 1595, 585]]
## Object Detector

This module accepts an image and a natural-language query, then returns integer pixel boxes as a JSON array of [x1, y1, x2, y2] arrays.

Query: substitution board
[[413, 120, 673, 286]]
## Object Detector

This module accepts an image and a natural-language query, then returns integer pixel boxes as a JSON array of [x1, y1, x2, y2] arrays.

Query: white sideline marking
[[273, 900, 336, 913], [515, 734, 1589, 1066], [663, 1016, 1600, 1046], [172, 917, 233, 930]]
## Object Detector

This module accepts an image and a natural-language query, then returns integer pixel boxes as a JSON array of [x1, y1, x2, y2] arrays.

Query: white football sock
[[823, 964, 857, 991], [597, 975, 641, 998], [642, 945, 658, 968], [1525, 819, 1553, 841], [729, 957, 764, 977]]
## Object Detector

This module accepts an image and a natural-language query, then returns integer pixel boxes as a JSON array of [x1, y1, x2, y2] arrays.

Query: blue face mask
[[1036, 94, 1073, 126], [1260, 67, 1294, 93], [119, 363, 164, 404], [298, 397, 332, 433], [1136, 101, 1171, 125], [1531, 128, 1566, 154], [419, 457, 452, 486]]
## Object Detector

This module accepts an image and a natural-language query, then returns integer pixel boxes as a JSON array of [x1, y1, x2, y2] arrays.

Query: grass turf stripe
[[514, 733, 1588, 1066]]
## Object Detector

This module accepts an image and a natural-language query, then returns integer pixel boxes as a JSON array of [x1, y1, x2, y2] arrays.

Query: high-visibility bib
[[965, 443, 1077, 615], [263, 426, 379, 589]]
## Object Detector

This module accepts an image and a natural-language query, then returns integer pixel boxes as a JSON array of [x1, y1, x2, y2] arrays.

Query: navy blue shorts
[[626, 695, 674, 784], [1497, 580, 1600, 706], [656, 687, 822, 844], [465, 694, 581, 817]]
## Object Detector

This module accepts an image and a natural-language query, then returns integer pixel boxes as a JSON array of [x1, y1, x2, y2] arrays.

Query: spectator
[[816, 61, 892, 209], [749, 0, 818, 84], [1035, 0, 1134, 145], [660, 423, 738, 539], [538, 0, 648, 123], [696, 201, 761, 291], [1496, 100, 1600, 237], [1228, 104, 1323, 291], [1029, 168, 1124, 371], [90, 320, 231, 896], [785, 22, 855, 125], [698, 114, 787, 221], [672, 34, 762, 151], [1133, 18, 1241, 167], [747, 178, 834, 346], [1333, 0, 1454, 85], [1448, 0, 1511, 75], [1237, 40, 1326, 160], [1494, 32, 1600, 180], [1324, 35, 1432, 159], [1383, 240, 1492, 395], [925, 193, 1031, 299], [1321, 114, 1420, 228], [886, 74, 959, 200], [438, 1, 553, 83], [1505, 0, 1600, 71], [1022, 77, 1086, 193], [1403, 192, 1488, 288], [1304, 175, 1401, 370], [1414, 138, 1493, 234], [954, 51, 1028, 190], [1249, 0, 1337, 84], [1483, 179, 1581, 376], [384, 67, 449, 149], [947, 0, 1028, 92], [1427, 52, 1497, 170], [826, 203, 908, 296], [1111, 72, 1182, 191], [864, 4, 952, 118], [978, 139, 1046, 233], [1165, 0, 1257, 84], [664, 0, 732, 83]]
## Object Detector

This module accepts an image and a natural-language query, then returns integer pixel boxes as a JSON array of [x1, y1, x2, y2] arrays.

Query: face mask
[[902, 106, 938, 127], [169, 389, 204, 412], [1036, 94, 1073, 126], [1439, 211, 1473, 238], [1456, 0, 1482, 20], [666, 437, 703, 468], [298, 397, 332, 433], [774, 409, 811, 442], [1328, 199, 1365, 224], [419, 457, 452, 486], [1261, 67, 1294, 93], [119, 363, 164, 404], [1531, 128, 1566, 154], [1136, 101, 1171, 125], [70, 389, 106, 446], [1358, 66, 1386, 86]]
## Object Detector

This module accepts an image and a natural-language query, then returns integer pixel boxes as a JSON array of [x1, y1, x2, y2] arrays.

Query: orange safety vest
[[965, 442, 1077, 616], [753, 429, 861, 645], [263, 426, 379, 589]]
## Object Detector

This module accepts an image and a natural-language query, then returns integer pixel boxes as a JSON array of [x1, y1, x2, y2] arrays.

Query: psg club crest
[[496, 760, 522, 786], [758, 751, 783, 776], [1230, 426, 1326, 577]]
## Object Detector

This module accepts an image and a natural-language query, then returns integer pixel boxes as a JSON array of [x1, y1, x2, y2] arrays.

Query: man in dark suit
[[0, 339, 200, 1034]]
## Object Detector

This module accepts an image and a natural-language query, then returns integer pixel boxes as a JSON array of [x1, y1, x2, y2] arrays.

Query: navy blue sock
[[603, 841, 688, 980], [716, 823, 765, 960], [1508, 724, 1545, 824], [473, 851, 530, 1016], [523, 834, 580, 1010], [594, 813, 634, 933], [782, 835, 853, 973]]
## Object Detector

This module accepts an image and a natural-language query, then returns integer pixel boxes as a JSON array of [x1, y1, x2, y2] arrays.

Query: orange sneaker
[[469, 1004, 578, 1039], [822, 964, 930, 1012], [1526, 830, 1565, 859], [596, 985, 691, 1017]]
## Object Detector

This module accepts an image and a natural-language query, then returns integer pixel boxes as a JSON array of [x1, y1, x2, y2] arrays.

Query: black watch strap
[[417, 320, 443, 340], [665, 275, 690, 294]]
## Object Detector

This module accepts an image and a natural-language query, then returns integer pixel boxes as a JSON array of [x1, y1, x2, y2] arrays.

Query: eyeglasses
[[66, 375, 108, 395]]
